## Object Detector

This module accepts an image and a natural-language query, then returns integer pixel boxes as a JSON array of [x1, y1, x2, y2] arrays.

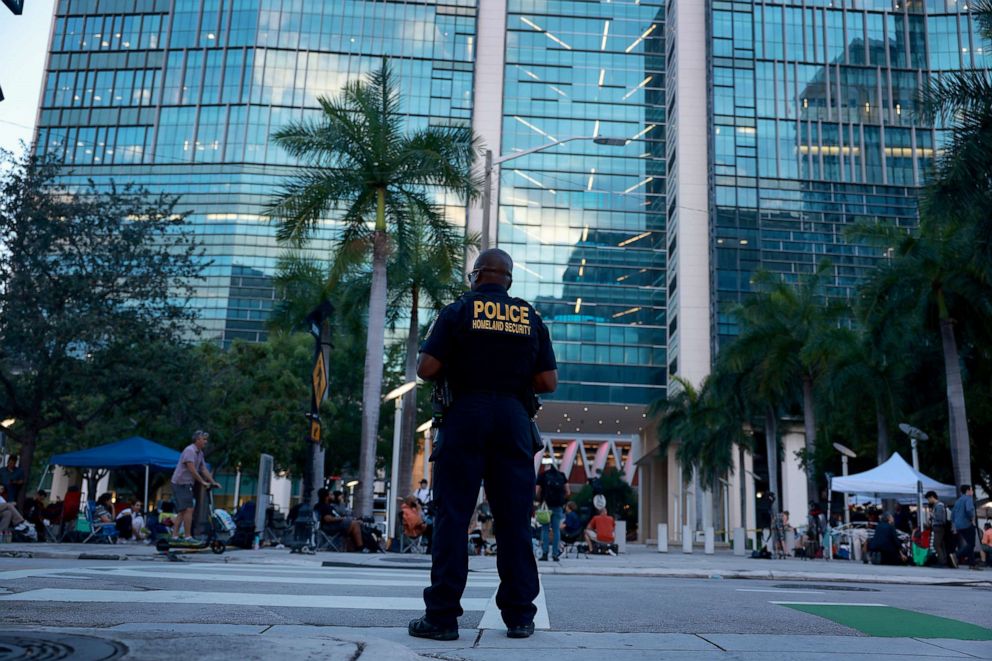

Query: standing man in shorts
[[170, 430, 218, 541]]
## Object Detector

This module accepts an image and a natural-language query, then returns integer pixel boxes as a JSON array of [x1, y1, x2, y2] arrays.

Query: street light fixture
[[384, 381, 417, 402], [832, 442, 857, 525], [480, 135, 628, 250], [899, 423, 929, 530]]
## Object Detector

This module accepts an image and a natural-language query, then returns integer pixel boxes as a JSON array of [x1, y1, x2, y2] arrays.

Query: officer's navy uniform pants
[[424, 392, 539, 628]]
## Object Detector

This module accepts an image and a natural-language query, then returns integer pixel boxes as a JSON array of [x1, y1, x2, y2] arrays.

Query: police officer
[[409, 248, 557, 641]]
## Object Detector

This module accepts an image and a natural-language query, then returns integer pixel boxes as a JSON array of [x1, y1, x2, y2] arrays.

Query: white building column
[[665, 0, 711, 386], [468, 0, 507, 249], [780, 425, 808, 519]]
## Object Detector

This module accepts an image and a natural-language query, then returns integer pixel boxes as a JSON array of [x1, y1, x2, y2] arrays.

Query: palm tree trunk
[[393, 286, 420, 542], [764, 406, 779, 513], [801, 375, 818, 505], [939, 314, 972, 487], [355, 190, 390, 517], [875, 401, 890, 465]]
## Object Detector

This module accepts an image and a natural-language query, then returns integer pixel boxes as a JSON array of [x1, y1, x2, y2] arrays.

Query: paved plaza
[[1, 544, 989, 659]]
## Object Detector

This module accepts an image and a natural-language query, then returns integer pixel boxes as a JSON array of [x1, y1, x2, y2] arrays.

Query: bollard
[[704, 527, 715, 554], [682, 525, 693, 553], [657, 523, 668, 553], [733, 527, 746, 556], [615, 520, 626, 554]]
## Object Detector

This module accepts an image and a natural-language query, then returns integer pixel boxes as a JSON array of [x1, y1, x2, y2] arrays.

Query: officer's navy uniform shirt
[[420, 283, 556, 396], [419, 282, 554, 629]]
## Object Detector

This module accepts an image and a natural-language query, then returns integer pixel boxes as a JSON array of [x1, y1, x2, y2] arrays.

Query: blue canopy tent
[[49, 436, 181, 508]]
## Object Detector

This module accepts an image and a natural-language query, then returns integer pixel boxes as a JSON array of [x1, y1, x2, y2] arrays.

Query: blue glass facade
[[33, 0, 989, 414], [708, 0, 992, 351], [36, 0, 477, 343], [500, 0, 667, 405]]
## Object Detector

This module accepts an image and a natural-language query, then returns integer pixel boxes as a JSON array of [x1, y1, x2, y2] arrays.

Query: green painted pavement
[[782, 604, 992, 640]]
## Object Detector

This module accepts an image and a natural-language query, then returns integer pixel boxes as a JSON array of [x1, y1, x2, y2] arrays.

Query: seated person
[[93, 493, 115, 526], [315, 488, 363, 551], [980, 522, 992, 567], [561, 501, 582, 540], [584, 506, 616, 552], [867, 513, 906, 565], [23, 489, 49, 538], [115, 500, 146, 541], [0, 487, 36, 540], [401, 496, 427, 538]]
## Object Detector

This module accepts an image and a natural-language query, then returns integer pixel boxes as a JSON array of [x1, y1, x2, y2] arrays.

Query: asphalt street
[[1, 556, 990, 659]]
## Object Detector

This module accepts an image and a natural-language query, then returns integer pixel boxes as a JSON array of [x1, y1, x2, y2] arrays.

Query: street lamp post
[[384, 381, 417, 546], [899, 423, 929, 530], [479, 135, 628, 251]]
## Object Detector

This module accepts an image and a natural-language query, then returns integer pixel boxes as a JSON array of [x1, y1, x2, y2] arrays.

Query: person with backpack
[[535, 462, 569, 562]]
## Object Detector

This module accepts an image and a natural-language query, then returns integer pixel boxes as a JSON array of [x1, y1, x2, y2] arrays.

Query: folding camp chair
[[307, 509, 344, 551], [82, 501, 118, 544]]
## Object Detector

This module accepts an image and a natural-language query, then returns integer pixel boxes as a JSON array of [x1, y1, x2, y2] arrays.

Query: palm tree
[[649, 374, 748, 532], [649, 376, 710, 532], [723, 262, 848, 506], [916, 0, 992, 248], [267, 61, 481, 516], [719, 315, 793, 513], [387, 212, 476, 537], [855, 221, 990, 487]]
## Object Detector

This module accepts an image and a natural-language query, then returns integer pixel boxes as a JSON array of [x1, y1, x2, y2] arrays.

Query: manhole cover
[[773, 583, 879, 592], [0, 633, 126, 660]]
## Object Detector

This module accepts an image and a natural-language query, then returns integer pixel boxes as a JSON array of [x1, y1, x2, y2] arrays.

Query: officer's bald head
[[470, 249, 513, 290]]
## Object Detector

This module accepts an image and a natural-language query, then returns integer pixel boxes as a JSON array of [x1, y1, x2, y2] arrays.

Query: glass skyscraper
[[36, 0, 477, 343], [33, 0, 991, 539]]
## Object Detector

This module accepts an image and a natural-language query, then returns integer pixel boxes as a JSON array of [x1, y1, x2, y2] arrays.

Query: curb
[[539, 565, 992, 587], [5, 548, 988, 588]]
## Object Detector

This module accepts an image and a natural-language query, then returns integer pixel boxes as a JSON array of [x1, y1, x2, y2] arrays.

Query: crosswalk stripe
[[0, 588, 491, 611], [177, 565, 439, 579], [65, 567, 499, 589], [0, 568, 85, 581]]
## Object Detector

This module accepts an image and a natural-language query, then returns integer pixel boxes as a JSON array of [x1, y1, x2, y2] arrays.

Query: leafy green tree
[[571, 468, 637, 531], [266, 62, 481, 516], [0, 151, 204, 506]]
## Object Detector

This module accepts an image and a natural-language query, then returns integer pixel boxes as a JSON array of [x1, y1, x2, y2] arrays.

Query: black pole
[[293, 300, 333, 550]]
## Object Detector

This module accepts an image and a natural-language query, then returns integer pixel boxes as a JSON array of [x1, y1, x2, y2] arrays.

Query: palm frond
[[916, 69, 992, 125]]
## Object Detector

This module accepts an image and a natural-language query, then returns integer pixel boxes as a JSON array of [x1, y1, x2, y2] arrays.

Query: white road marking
[[771, 601, 888, 606], [177, 565, 439, 579], [0, 588, 490, 611], [0, 568, 97, 581], [477, 576, 549, 631], [65, 567, 499, 589], [737, 588, 826, 594]]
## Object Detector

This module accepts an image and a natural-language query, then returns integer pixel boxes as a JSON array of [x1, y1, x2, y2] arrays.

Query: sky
[[0, 1, 56, 155]]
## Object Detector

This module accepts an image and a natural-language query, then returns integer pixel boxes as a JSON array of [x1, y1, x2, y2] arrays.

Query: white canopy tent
[[829, 452, 956, 499]]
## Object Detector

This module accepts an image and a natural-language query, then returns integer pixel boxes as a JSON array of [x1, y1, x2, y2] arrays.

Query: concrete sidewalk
[[2, 541, 989, 586], [3, 624, 990, 660]]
